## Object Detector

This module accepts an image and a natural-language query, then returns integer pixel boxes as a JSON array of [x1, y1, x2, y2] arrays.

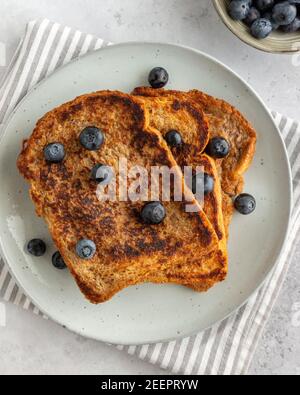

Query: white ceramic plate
[[0, 43, 292, 345]]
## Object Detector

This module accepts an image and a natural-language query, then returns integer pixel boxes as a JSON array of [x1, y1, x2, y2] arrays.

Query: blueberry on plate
[[80, 127, 104, 151], [272, 2, 297, 26], [141, 202, 166, 225], [206, 137, 230, 159], [44, 143, 65, 163], [234, 193, 256, 215], [192, 173, 215, 196], [91, 164, 114, 184], [228, 0, 251, 21], [165, 130, 183, 148], [52, 251, 67, 270], [27, 239, 46, 257], [250, 18, 273, 38], [148, 67, 169, 89], [76, 239, 96, 260]]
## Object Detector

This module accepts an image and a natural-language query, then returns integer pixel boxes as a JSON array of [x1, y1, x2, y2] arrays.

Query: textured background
[[0, 0, 300, 375]]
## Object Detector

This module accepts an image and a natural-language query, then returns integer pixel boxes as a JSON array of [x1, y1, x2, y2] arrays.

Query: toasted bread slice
[[156, 154, 227, 292], [17, 91, 220, 303], [133, 87, 257, 236], [135, 93, 228, 290]]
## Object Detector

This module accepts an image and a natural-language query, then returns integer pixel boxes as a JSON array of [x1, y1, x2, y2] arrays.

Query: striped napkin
[[0, 19, 299, 375]]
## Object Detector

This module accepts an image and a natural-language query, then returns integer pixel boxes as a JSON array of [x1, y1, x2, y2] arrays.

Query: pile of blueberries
[[227, 0, 300, 39]]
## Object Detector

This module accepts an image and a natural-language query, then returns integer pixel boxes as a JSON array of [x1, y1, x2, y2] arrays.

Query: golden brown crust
[[132, 87, 257, 237], [134, 95, 228, 292], [134, 95, 210, 169], [17, 90, 221, 304]]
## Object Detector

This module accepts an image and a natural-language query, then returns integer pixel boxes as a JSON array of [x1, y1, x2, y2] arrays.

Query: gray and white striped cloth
[[0, 19, 299, 375]]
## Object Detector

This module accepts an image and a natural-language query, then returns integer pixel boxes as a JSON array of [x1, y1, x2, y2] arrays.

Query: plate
[[0, 43, 292, 345]]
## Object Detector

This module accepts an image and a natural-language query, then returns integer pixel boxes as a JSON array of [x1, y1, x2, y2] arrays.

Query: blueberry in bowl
[[213, 0, 300, 53]]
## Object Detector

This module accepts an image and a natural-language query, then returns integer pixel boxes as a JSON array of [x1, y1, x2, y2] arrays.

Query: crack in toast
[[134, 95, 228, 290], [133, 87, 257, 236], [17, 91, 222, 303]]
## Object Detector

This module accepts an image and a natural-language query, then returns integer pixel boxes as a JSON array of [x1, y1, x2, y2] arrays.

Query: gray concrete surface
[[0, 0, 299, 375]]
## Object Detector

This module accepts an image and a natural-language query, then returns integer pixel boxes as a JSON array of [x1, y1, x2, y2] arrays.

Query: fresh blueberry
[[165, 130, 183, 148], [250, 18, 273, 38], [27, 239, 46, 257], [281, 17, 300, 32], [244, 7, 261, 26], [148, 67, 169, 89], [228, 0, 251, 20], [80, 127, 104, 151], [76, 239, 96, 260], [206, 137, 230, 159], [255, 0, 274, 11], [234, 193, 256, 215], [91, 164, 114, 184], [192, 173, 215, 196], [272, 1, 297, 26], [262, 11, 280, 30], [44, 143, 65, 163], [52, 251, 67, 270], [141, 202, 166, 225]]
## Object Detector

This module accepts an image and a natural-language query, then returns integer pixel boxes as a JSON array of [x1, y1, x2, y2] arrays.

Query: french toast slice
[[152, 154, 227, 292], [133, 87, 257, 236], [134, 95, 228, 290], [17, 91, 221, 303]]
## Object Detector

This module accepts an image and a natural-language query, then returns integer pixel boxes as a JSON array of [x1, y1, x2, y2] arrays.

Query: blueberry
[[52, 251, 67, 270], [141, 202, 166, 225], [250, 18, 273, 38], [244, 7, 261, 26], [27, 239, 46, 257], [234, 193, 256, 215], [91, 164, 114, 184], [165, 130, 183, 148], [148, 67, 169, 89], [262, 11, 280, 30], [206, 137, 230, 159], [281, 17, 300, 32], [255, 0, 274, 11], [76, 239, 96, 260], [192, 173, 215, 196], [44, 143, 65, 163], [272, 1, 297, 26], [228, 0, 251, 20], [80, 127, 104, 151]]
